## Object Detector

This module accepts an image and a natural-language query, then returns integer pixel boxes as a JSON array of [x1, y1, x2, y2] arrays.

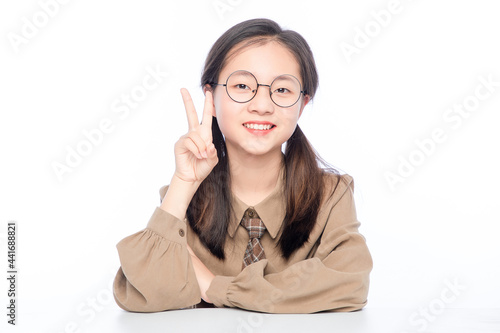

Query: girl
[[113, 18, 372, 313]]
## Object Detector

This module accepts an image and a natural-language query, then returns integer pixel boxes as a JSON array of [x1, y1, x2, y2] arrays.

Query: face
[[210, 41, 310, 158]]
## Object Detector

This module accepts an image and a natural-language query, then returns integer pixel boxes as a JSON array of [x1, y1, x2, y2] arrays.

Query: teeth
[[244, 123, 273, 130]]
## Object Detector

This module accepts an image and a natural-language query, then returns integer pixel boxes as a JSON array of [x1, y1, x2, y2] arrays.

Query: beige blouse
[[113, 173, 373, 313]]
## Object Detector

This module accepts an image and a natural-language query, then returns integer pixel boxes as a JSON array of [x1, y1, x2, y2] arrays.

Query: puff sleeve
[[113, 188, 201, 312]]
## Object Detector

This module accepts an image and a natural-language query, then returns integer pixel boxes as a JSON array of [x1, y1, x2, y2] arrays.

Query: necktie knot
[[241, 208, 266, 239]]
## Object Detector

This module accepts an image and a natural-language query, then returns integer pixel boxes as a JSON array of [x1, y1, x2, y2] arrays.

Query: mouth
[[242, 122, 276, 131]]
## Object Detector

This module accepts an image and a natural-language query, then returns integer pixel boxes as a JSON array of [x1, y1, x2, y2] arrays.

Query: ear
[[298, 94, 310, 118], [203, 84, 213, 95]]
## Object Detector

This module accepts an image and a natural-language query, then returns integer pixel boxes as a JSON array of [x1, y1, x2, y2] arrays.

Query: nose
[[247, 84, 274, 114]]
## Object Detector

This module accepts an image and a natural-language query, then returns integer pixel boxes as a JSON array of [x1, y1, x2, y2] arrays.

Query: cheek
[[213, 97, 237, 136], [278, 113, 300, 142], [284, 123, 298, 140], [284, 107, 302, 130], [213, 91, 226, 122], [213, 89, 223, 116], [281, 108, 301, 126]]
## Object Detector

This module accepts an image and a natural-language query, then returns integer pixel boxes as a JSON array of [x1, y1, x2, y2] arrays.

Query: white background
[[1, 0, 499, 332]]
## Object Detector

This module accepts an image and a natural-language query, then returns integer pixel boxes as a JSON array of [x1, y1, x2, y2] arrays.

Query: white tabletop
[[6, 305, 499, 333]]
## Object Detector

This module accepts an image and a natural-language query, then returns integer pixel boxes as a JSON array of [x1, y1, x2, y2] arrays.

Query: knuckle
[[185, 130, 197, 139]]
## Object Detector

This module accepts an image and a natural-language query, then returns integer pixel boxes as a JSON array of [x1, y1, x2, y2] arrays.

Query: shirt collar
[[228, 167, 285, 239]]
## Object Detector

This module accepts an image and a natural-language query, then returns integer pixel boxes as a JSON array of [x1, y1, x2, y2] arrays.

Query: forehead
[[220, 41, 301, 82]]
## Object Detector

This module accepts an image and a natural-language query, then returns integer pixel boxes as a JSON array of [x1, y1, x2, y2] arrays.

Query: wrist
[[171, 173, 202, 190]]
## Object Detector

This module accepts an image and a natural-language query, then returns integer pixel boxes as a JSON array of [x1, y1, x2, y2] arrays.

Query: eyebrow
[[273, 75, 296, 82], [227, 71, 301, 83]]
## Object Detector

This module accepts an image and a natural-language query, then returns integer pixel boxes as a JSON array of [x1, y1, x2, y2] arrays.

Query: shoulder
[[321, 172, 355, 207], [322, 171, 354, 193]]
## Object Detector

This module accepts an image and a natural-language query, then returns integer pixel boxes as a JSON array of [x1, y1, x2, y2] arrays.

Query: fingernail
[[201, 150, 208, 158]]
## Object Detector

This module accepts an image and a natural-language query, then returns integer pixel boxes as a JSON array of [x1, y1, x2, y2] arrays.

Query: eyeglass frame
[[210, 70, 307, 108]]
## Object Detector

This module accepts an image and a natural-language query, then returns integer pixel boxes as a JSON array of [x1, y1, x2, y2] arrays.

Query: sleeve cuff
[[206, 275, 234, 308], [146, 207, 187, 244]]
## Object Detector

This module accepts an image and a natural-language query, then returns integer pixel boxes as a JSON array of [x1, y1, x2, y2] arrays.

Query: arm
[[113, 89, 218, 312], [113, 206, 201, 312], [187, 245, 214, 303], [206, 176, 373, 313]]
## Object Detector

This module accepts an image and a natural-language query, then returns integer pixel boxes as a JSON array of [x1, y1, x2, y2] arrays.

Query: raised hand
[[173, 88, 218, 184]]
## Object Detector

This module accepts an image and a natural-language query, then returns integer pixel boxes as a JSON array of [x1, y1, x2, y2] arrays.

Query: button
[[178, 229, 185, 237], [248, 210, 254, 218]]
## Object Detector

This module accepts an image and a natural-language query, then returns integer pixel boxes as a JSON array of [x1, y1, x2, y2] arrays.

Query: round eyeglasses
[[211, 70, 306, 108]]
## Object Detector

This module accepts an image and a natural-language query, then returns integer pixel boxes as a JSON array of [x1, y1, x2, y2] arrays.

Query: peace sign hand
[[173, 88, 218, 185]]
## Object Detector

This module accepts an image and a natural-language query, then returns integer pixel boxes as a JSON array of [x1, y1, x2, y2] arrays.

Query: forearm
[[160, 174, 200, 221], [207, 254, 371, 313], [187, 245, 214, 303]]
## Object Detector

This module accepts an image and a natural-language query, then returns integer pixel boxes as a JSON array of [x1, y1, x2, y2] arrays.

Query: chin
[[241, 144, 282, 157]]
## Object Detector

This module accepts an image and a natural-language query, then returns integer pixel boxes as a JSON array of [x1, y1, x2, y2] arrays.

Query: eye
[[274, 87, 291, 94], [230, 83, 250, 90]]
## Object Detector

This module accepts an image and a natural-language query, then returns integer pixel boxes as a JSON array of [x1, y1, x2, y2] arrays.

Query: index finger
[[180, 88, 199, 130], [201, 90, 214, 129]]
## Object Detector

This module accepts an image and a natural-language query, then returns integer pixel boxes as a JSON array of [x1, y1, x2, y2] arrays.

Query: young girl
[[113, 18, 372, 313]]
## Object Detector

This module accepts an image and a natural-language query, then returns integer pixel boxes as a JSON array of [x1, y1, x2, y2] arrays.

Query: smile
[[242, 123, 276, 130]]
